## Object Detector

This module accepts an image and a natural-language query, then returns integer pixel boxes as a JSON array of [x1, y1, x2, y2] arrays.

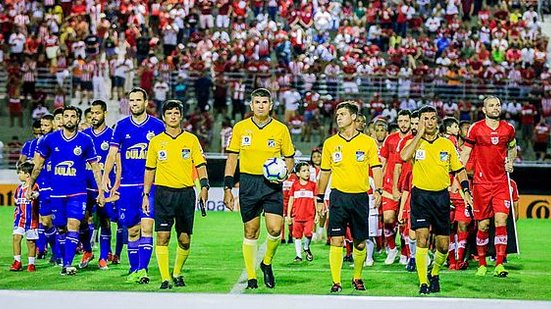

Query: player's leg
[[261, 213, 283, 288], [383, 202, 399, 264], [156, 229, 172, 289], [40, 193, 60, 264], [406, 223, 417, 272], [427, 189, 452, 293], [26, 229, 38, 272], [493, 212, 509, 277], [63, 196, 88, 275], [169, 187, 195, 288], [78, 207, 94, 269], [327, 190, 348, 293], [410, 187, 432, 294], [473, 184, 493, 275], [454, 201, 472, 270], [11, 229, 23, 271], [97, 204, 113, 270], [118, 186, 143, 281], [349, 192, 369, 291], [293, 221, 304, 261], [138, 185, 156, 282], [36, 223, 47, 258], [303, 220, 314, 261]]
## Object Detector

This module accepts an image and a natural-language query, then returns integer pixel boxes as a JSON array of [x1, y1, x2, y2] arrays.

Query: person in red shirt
[[379, 109, 412, 265], [286, 162, 317, 262], [282, 168, 298, 244], [534, 117, 550, 161], [461, 96, 517, 277], [520, 101, 537, 146]]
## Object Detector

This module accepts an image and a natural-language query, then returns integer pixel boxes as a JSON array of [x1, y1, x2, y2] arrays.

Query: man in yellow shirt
[[143, 100, 209, 289], [400, 106, 473, 295], [223, 88, 295, 289], [316, 102, 383, 293]]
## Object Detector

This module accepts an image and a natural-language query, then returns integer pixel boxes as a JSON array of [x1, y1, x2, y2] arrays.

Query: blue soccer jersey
[[83, 126, 113, 190], [110, 115, 164, 186], [35, 135, 53, 192], [37, 131, 98, 197]]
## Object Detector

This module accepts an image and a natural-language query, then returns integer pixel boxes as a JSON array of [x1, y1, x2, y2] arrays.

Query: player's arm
[[456, 169, 473, 208], [372, 166, 383, 207], [286, 196, 294, 224], [101, 145, 119, 195], [28, 153, 45, 190], [196, 164, 209, 205], [113, 152, 122, 194], [400, 133, 423, 162], [223, 152, 238, 210], [460, 145, 472, 166], [317, 170, 331, 213], [392, 162, 402, 199], [397, 189, 409, 224], [506, 139, 517, 173], [90, 161, 105, 206]]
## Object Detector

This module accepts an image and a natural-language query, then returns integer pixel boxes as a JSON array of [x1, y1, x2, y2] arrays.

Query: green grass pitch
[[0, 206, 550, 299]]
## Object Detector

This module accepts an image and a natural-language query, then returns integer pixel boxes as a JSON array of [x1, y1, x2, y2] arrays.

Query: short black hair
[[336, 101, 359, 116], [251, 88, 272, 101], [411, 111, 420, 119], [18, 161, 34, 175], [53, 108, 64, 116], [32, 119, 42, 129], [129, 87, 149, 101], [84, 107, 92, 116], [162, 99, 184, 115], [91, 99, 108, 111], [295, 162, 310, 173], [459, 120, 471, 128], [397, 109, 412, 118], [42, 114, 54, 121], [442, 117, 459, 130], [419, 105, 437, 117], [388, 123, 398, 132], [63, 106, 81, 119]]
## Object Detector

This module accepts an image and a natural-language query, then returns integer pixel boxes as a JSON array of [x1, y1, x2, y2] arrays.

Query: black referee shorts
[[328, 189, 369, 241], [239, 174, 283, 223], [154, 185, 196, 235], [410, 187, 451, 236]]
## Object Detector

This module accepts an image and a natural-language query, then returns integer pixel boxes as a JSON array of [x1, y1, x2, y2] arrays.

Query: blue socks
[[138, 236, 153, 271]]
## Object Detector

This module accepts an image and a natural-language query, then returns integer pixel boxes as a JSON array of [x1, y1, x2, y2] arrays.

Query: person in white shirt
[[9, 28, 25, 61], [314, 6, 332, 32], [281, 88, 301, 123], [153, 79, 170, 114]]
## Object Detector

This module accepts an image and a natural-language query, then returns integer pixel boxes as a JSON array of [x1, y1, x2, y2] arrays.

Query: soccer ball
[[263, 158, 288, 182]]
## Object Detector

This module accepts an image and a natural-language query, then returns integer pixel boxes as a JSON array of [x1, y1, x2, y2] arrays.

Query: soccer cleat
[[304, 249, 314, 262], [457, 261, 469, 270], [173, 276, 186, 287], [137, 269, 150, 284], [352, 279, 366, 291], [37, 248, 47, 260], [428, 274, 440, 293], [385, 248, 398, 265], [61, 266, 77, 276], [343, 255, 354, 263], [494, 264, 509, 278], [406, 257, 416, 272], [27, 264, 36, 272], [246, 279, 258, 289], [280, 239, 286, 244], [475, 265, 488, 277], [78, 252, 94, 269], [330, 282, 342, 293], [159, 280, 172, 290], [126, 271, 140, 283], [448, 263, 457, 270], [111, 254, 120, 265], [399, 255, 408, 265], [293, 256, 303, 262], [419, 283, 430, 295], [10, 260, 22, 271], [98, 259, 109, 270], [287, 238, 293, 244], [260, 262, 275, 288], [364, 258, 374, 267]]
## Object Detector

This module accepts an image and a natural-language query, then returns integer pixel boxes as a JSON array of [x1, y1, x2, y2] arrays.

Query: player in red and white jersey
[[379, 109, 412, 264], [81, 59, 96, 104], [286, 162, 317, 262], [461, 96, 516, 277]]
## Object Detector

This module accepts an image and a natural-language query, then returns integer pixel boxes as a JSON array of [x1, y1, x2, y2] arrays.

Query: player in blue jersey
[[100, 88, 165, 283], [29, 106, 104, 275], [53, 108, 64, 130], [81, 100, 117, 270], [18, 120, 42, 164]]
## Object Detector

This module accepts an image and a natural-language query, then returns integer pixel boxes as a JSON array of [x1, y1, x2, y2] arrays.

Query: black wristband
[[224, 176, 234, 190], [316, 194, 325, 203], [142, 192, 150, 197], [200, 178, 210, 190], [375, 188, 383, 195], [460, 180, 470, 193]]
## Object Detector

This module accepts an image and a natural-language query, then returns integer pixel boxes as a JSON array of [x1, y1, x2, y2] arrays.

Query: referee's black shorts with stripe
[[328, 189, 370, 241], [410, 187, 451, 236], [239, 174, 283, 223], [154, 185, 196, 235]]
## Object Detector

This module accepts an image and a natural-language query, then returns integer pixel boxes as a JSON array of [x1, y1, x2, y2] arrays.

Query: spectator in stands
[[521, 101, 537, 147], [195, 70, 213, 112], [534, 117, 550, 161], [220, 117, 233, 153], [7, 136, 22, 167]]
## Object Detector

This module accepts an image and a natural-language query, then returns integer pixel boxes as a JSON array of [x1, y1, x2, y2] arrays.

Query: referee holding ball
[[143, 100, 209, 290]]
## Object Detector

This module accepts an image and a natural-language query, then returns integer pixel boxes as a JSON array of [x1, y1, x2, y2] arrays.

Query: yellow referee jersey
[[226, 118, 295, 175], [145, 131, 206, 188], [412, 136, 463, 191], [321, 133, 381, 193]]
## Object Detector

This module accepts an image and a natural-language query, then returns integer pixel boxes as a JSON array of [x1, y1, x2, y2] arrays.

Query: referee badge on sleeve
[[355, 151, 365, 162], [158, 150, 167, 161], [182, 148, 191, 159]]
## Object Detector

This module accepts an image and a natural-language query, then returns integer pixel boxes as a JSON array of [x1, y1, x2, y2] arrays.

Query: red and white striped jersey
[[81, 61, 96, 81], [21, 61, 37, 82], [44, 34, 58, 47]]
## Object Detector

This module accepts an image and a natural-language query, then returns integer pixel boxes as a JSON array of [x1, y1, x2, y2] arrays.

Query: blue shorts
[[118, 185, 155, 227], [114, 76, 125, 87], [50, 195, 87, 227], [87, 190, 118, 222], [39, 189, 52, 217]]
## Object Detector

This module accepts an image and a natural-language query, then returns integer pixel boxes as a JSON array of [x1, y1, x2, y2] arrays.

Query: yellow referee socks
[[329, 245, 343, 284], [155, 245, 170, 282], [263, 233, 281, 265], [431, 250, 448, 277], [243, 238, 258, 279], [173, 246, 190, 277], [415, 247, 429, 285], [353, 246, 367, 280]]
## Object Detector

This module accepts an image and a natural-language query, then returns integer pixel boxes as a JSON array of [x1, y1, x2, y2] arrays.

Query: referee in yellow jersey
[[400, 106, 473, 295], [223, 88, 295, 289], [143, 100, 209, 290], [316, 102, 383, 293]]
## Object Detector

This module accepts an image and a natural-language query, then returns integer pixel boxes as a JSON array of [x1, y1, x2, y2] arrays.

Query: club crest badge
[[146, 130, 155, 141], [491, 136, 499, 145], [74, 146, 82, 156], [101, 141, 109, 151]]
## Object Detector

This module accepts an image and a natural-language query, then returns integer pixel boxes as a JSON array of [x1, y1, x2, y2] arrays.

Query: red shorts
[[451, 198, 473, 223], [382, 196, 399, 212], [292, 220, 314, 238], [9, 104, 22, 116], [473, 183, 511, 221]]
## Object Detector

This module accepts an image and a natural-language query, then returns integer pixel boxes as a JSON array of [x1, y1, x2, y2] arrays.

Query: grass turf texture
[[0, 207, 550, 299]]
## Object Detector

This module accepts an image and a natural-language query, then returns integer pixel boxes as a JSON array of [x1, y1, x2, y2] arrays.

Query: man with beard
[[400, 106, 473, 294], [379, 110, 412, 265], [28, 106, 103, 275], [100, 88, 165, 283], [81, 100, 116, 270], [460, 96, 517, 278]]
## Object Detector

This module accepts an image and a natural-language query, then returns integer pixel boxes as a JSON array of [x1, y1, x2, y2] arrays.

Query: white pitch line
[[229, 240, 268, 294]]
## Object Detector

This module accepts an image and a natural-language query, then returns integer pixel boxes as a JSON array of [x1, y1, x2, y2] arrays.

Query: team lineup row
[[10, 87, 516, 294]]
